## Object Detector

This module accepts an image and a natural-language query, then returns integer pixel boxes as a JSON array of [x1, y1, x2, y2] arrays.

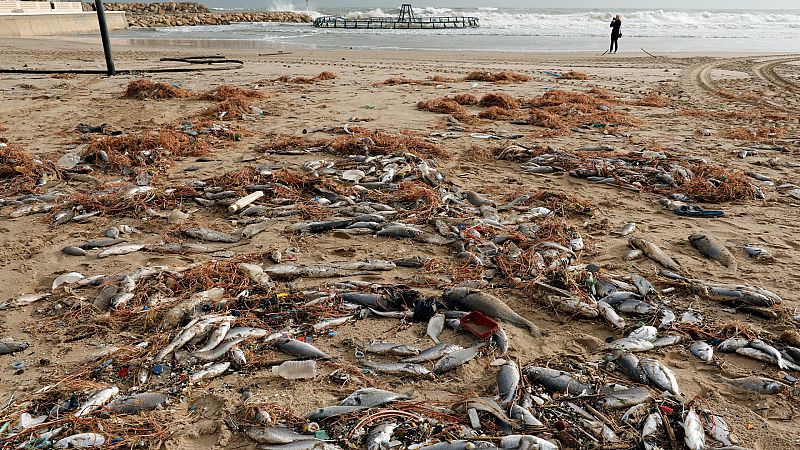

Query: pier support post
[[94, 0, 116, 76]]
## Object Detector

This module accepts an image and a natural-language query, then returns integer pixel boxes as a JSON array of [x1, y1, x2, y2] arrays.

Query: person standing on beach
[[609, 15, 622, 53]]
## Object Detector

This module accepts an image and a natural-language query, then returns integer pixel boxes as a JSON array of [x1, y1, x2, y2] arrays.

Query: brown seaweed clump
[[464, 70, 531, 83], [124, 80, 194, 100]]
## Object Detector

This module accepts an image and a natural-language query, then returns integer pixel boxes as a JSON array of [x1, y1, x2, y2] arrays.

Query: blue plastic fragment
[[152, 364, 164, 375]]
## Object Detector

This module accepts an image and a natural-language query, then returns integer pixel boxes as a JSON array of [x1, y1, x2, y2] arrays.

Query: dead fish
[[652, 334, 683, 348], [524, 366, 595, 395], [613, 223, 636, 236], [376, 224, 423, 239], [629, 325, 658, 342], [615, 352, 648, 384], [629, 237, 680, 271], [433, 344, 483, 373], [705, 414, 736, 447], [105, 227, 120, 239], [616, 299, 655, 315], [509, 404, 543, 426], [54, 433, 106, 449], [427, 313, 445, 344], [75, 386, 119, 417], [722, 375, 786, 394], [275, 339, 331, 360], [599, 291, 640, 305], [259, 441, 340, 450], [340, 388, 411, 407], [706, 284, 782, 306], [689, 234, 736, 269], [497, 361, 520, 405], [306, 405, 368, 420], [491, 327, 509, 355], [105, 392, 169, 415], [659, 308, 676, 329], [464, 191, 494, 207], [184, 227, 240, 243], [465, 397, 519, 429], [683, 409, 705, 450], [500, 436, 558, 450], [624, 249, 643, 261], [402, 343, 463, 363], [743, 244, 773, 260], [189, 361, 230, 383], [192, 337, 246, 361], [639, 358, 682, 399], [0, 339, 29, 355], [242, 220, 271, 239], [97, 243, 145, 258], [313, 316, 351, 332], [748, 339, 787, 369], [690, 341, 713, 362], [362, 361, 431, 377], [238, 263, 275, 288], [641, 412, 662, 438], [355, 340, 420, 357], [62, 246, 86, 256], [80, 238, 126, 250], [246, 426, 317, 444], [144, 242, 217, 254], [367, 422, 396, 450], [630, 274, 656, 297], [718, 337, 749, 353], [608, 337, 654, 352], [443, 288, 542, 336], [599, 386, 652, 409]]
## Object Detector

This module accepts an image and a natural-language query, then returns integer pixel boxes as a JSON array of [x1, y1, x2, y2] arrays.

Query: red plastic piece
[[460, 311, 500, 339], [659, 405, 673, 415], [117, 367, 129, 378]]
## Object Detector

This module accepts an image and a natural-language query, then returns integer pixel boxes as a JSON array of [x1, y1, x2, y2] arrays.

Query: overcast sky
[[167, 0, 800, 9]]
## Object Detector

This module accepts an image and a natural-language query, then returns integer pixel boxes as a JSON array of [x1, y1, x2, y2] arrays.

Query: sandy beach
[[1, 35, 800, 449]]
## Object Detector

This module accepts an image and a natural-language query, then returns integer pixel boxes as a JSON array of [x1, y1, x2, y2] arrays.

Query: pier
[[313, 4, 479, 30]]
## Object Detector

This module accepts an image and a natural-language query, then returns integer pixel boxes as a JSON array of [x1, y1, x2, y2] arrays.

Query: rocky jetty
[[81, 2, 311, 27]]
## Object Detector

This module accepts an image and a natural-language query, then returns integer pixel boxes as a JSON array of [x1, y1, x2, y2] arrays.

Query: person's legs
[[613, 38, 618, 53], [610, 37, 614, 53]]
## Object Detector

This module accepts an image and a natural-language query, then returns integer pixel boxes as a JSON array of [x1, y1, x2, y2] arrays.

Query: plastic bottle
[[271, 360, 317, 380]]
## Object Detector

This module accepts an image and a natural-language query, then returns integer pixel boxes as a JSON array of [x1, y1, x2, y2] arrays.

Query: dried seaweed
[[124, 80, 194, 100]]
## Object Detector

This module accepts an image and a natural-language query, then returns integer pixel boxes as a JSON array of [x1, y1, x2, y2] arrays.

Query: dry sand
[[1, 36, 799, 449]]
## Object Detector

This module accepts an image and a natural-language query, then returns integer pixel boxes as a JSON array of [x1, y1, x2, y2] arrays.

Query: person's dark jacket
[[610, 19, 621, 38]]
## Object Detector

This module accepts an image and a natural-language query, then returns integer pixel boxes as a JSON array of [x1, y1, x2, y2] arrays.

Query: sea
[[113, 3, 800, 53]]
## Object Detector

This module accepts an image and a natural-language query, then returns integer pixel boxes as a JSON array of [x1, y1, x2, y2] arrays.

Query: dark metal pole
[[94, 0, 116, 76]]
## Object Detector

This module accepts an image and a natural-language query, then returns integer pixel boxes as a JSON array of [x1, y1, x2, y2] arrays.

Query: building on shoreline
[[0, 0, 127, 36]]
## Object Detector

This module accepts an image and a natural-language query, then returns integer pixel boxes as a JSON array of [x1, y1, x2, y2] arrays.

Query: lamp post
[[94, 0, 115, 76]]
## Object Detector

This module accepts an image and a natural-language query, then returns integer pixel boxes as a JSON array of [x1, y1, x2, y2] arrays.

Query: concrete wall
[[0, 11, 126, 36]]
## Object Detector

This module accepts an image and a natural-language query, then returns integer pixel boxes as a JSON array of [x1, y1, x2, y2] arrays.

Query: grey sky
[[188, 0, 800, 9]]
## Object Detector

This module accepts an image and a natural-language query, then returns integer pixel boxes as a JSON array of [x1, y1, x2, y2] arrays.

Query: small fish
[[497, 361, 520, 405], [54, 433, 106, 449], [509, 404, 543, 426], [105, 392, 169, 415], [105, 227, 120, 239], [97, 243, 145, 258], [246, 426, 317, 444], [75, 386, 119, 417], [615, 352, 648, 384], [641, 412, 662, 438], [630, 274, 656, 297], [500, 436, 558, 450], [599, 291, 639, 305], [629, 325, 658, 342], [433, 344, 483, 373], [748, 339, 787, 369], [524, 367, 595, 395], [722, 375, 786, 394], [62, 246, 86, 256], [690, 341, 713, 362], [718, 337, 749, 353], [367, 422, 396, 450], [640, 358, 682, 399], [275, 339, 331, 360], [183, 227, 240, 243], [340, 388, 411, 407], [616, 299, 655, 315], [0, 339, 29, 355], [652, 334, 683, 348], [491, 327, 509, 355], [362, 361, 432, 377], [608, 337, 654, 352], [659, 308, 676, 329], [355, 340, 421, 357], [624, 249, 643, 261], [689, 234, 737, 269], [402, 343, 463, 364], [195, 322, 233, 353], [312, 316, 351, 332], [306, 405, 368, 420], [743, 244, 773, 260], [599, 386, 652, 409], [613, 223, 636, 236], [189, 362, 230, 383], [683, 409, 706, 450], [629, 237, 680, 271], [80, 238, 125, 250], [427, 313, 445, 344], [191, 337, 246, 361], [705, 414, 735, 447]]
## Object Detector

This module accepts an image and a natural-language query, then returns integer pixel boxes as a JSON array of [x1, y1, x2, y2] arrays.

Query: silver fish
[[629, 237, 680, 271], [497, 361, 520, 405], [183, 227, 240, 243], [599, 386, 652, 409], [54, 433, 106, 449], [613, 223, 636, 236], [433, 344, 483, 373], [74, 386, 119, 417], [362, 361, 432, 377], [402, 343, 463, 363], [340, 388, 411, 407], [683, 409, 705, 450], [718, 337, 749, 353], [367, 422, 396, 450], [608, 337, 654, 352], [641, 412, 662, 438], [689, 234, 736, 269], [639, 358, 682, 399], [500, 436, 558, 450], [105, 393, 169, 415], [355, 340, 421, 357], [689, 341, 713, 362], [598, 301, 626, 329], [658, 309, 676, 329], [629, 325, 658, 342], [749, 339, 787, 369], [722, 376, 786, 394], [524, 367, 594, 395], [0, 339, 29, 355], [652, 334, 682, 348], [189, 361, 230, 383], [630, 274, 656, 297], [442, 287, 541, 336], [599, 291, 639, 305], [275, 339, 330, 360], [306, 405, 368, 420], [509, 404, 543, 426], [195, 321, 232, 353], [616, 299, 655, 315], [427, 313, 445, 344], [491, 327, 509, 355], [246, 426, 317, 444], [705, 414, 735, 446], [615, 352, 647, 384]]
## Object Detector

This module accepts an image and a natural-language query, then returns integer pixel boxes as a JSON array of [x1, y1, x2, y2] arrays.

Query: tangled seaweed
[[124, 80, 194, 100], [464, 70, 531, 83]]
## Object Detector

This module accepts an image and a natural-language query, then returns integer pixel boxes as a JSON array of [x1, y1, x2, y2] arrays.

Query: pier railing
[[313, 15, 479, 29]]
